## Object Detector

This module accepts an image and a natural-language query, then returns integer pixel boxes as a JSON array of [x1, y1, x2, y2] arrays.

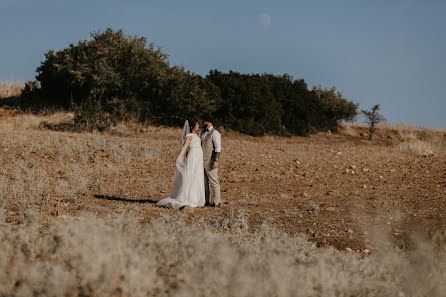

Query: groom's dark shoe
[[211, 203, 221, 208], [205, 202, 212, 207]]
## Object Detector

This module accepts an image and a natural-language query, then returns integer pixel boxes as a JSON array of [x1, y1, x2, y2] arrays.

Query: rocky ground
[[1, 110, 445, 254]]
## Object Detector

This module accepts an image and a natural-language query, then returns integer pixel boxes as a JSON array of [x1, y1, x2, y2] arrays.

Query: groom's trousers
[[204, 167, 221, 205]]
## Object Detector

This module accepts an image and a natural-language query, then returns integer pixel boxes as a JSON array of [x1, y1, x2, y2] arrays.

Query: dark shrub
[[207, 71, 357, 136], [311, 85, 358, 132], [32, 28, 357, 135], [35, 28, 217, 131], [207, 70, 284, 136]]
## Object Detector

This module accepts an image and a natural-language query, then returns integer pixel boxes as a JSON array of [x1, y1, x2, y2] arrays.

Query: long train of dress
[[156, 133, 205, 208]]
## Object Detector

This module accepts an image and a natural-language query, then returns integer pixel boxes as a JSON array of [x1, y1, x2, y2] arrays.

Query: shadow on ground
[[93, 194, 158, 204]]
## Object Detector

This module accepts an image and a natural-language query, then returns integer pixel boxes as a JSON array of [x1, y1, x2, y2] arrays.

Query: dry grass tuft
[[393, 124, 445, 156], [339, 122, 364, 137], [0, 112, 73, 131], [397, 140, 437, 156], [0, 80, 23, 98], [340, 122, 446, 156], [3, 114, 41, 130]]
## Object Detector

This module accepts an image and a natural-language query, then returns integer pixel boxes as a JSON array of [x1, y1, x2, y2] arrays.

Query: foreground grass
[[1, 203, 445, 297]]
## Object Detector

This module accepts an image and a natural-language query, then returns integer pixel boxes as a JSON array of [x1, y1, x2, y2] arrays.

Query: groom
[[201, 118, 221, 207]]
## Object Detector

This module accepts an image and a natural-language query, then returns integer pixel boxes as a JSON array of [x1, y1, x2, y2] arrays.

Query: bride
[[156, 120, 205, 208]]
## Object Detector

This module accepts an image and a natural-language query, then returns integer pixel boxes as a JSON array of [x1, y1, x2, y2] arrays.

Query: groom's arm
[[211, 131, 221, 169]]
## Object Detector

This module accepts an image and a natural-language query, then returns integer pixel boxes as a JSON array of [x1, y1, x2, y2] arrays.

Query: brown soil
[[2, 121, 445, 253], [0, 107, 18, 119]]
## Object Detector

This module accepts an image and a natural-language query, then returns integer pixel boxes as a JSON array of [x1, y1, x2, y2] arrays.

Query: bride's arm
[[176, 136, 192, 164]]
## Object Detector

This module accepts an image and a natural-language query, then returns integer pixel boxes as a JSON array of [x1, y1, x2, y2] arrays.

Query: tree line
[[22, 29, 358, 136]]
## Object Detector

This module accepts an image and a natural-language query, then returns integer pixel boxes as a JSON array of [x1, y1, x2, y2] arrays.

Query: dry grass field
[[1, 83, 445, 296], [0, 81, 22, 99]]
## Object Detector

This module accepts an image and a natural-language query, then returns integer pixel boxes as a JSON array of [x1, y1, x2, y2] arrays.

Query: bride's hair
[[188, 119, 199, 132]]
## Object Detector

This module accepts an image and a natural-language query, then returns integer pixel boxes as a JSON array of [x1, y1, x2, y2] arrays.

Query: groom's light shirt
[[202, 126, 221, 152]]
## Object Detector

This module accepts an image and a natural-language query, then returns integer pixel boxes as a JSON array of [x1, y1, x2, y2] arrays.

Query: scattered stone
[[349, 164, 357, 169], [344, 247, 353, 252], [346, 229, 354, 234], [326, 207, 335, 212], [309, 205, 319, 212], [423, 150, 434, 157]]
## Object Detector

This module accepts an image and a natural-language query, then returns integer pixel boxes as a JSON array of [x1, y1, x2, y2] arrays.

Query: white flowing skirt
[[157, 146, 205, 208]]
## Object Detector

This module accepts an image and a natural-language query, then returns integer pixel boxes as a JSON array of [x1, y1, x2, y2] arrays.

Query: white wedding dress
[[157, 133, 205, 208]]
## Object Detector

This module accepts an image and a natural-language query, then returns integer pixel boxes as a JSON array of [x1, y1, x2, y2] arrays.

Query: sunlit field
[[1, 83, 445, 296]]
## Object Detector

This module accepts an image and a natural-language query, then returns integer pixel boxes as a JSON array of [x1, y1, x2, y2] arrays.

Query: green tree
[[28, 28, 358, 135], [34, 28, 217, 130], [207, 70, 283, 136], [361, 104, 385, 140], [207, 71, 358, 136], [311, 85, 358, 132]]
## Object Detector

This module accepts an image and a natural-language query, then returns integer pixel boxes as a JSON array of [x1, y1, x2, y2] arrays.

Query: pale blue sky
[[1, 0, 445, 128]]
